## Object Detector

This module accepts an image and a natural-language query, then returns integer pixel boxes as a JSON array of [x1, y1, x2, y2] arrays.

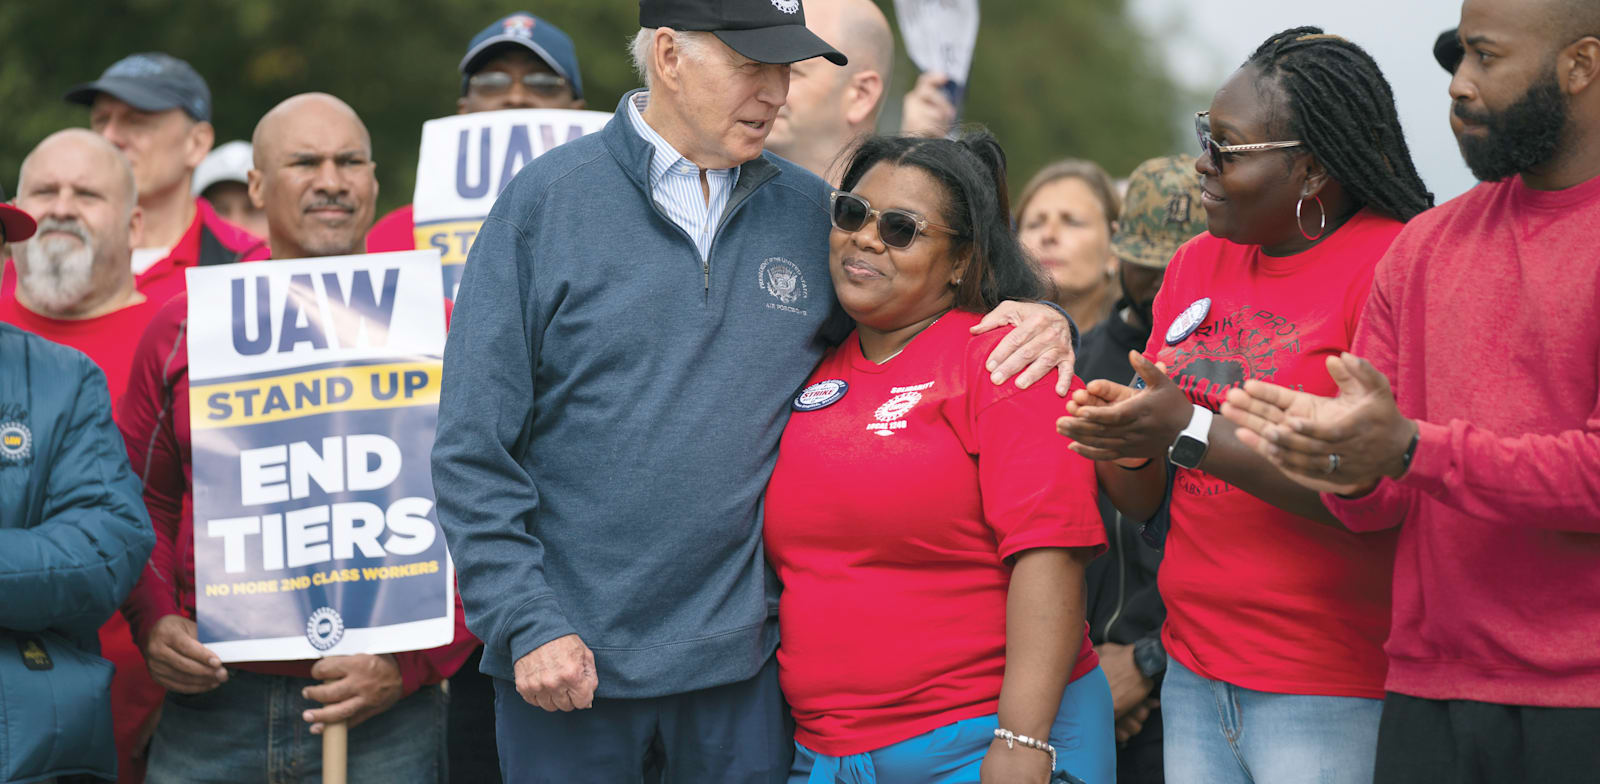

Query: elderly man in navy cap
[[66, 53, 266, 309], [367, 12, 587, 253], [432, 0, 1078, 780]]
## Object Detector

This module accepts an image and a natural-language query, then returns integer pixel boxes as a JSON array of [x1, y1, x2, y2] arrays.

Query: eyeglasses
[[829, 191, 961, 250], [467, 71, 571, 98], [1194, 112, 1304, 171]]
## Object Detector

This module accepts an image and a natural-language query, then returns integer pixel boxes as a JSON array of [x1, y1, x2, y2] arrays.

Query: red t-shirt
[[0, 286, 164, 406], [764, 310, 1106, 756], [366, 204, 416, 253], [1145, 208, 1402, 699]]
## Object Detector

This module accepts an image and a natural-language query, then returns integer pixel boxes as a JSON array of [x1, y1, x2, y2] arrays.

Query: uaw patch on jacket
[[0, 403, 32, 468], [183, 250, 455, 664]]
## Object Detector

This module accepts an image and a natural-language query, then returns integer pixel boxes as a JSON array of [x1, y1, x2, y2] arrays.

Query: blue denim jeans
[[791, 667, 1116, 784], [1160, 658, 1380, 784], [145, 669, 446, 784]]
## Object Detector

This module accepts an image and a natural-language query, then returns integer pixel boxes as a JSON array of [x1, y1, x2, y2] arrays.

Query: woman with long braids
[[1056, 27, 1433, 784]]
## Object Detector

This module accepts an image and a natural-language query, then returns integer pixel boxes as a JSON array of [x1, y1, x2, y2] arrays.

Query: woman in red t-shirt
[[764, 131, 1113, 783], [1055, 28, 1435, 784]]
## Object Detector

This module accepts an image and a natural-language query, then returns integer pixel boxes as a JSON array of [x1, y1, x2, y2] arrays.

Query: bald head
[[812, 0, 894, 87], [20, 129, 138, 218], [247, 92, 377, 260], [11, 128, 143, 318], [252, 93, 371, 166], [767, 0, 895, 181]]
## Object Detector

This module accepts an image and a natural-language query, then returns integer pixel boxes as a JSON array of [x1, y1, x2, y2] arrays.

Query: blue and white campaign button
[[793, 379, 848, 411], [1165, 297, 1212, 345]]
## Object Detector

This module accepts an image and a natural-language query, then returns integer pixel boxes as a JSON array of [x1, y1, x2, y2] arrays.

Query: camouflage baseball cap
[[1111, 154, 1208, 270]]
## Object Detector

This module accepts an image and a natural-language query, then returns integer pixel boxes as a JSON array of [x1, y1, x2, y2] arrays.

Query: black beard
[[1454, 71, 1569, 182]]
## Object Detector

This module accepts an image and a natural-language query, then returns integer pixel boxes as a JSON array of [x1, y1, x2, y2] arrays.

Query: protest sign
[[894, 0, 981, 110], [186, 250, 452, 662], [411, 108, 611, 298]]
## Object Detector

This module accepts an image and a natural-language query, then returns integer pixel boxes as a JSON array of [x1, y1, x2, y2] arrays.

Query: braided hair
[[1246, 27, 1434, 222]]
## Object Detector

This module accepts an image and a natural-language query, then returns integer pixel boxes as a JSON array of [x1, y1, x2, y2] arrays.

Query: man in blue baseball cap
[[459, 12, 585, 113], [63, 52, 265, 313], [367, 12, 587, 253]]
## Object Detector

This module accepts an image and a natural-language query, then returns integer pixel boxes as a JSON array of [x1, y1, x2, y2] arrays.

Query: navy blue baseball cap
[[65, 52, 211, 122], [640, 0, 846, 66], [459, 13, 584, 100]]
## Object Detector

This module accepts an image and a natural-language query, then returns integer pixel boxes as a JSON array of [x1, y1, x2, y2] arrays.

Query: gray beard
[[15, 231, 98, 314]]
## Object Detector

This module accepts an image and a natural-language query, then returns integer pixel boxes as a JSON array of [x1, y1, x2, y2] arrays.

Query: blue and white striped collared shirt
[[625, 91, 739, 263]]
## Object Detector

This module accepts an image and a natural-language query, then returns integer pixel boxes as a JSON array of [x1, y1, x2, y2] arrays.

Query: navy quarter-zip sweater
[[433, 91, 849, 697]]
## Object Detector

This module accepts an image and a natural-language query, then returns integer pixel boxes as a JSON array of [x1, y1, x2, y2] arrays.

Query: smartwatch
[[1167, 404, 1213, 470], [1133, 637, 1167, 681]]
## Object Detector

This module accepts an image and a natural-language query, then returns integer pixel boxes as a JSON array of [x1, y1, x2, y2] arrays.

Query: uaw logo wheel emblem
[[759, 257, 808, 306], [867, 391, 922, 436], [771, 0, 801, 13], [0, 421, 32, 463], [305, 606, 346, 652]]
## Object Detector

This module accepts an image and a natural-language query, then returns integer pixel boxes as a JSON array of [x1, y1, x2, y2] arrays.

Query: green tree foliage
[[0, 0, 1175, 212]]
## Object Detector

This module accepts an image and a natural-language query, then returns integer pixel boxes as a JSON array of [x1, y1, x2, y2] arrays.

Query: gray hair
[[628, 27, 716, 90]]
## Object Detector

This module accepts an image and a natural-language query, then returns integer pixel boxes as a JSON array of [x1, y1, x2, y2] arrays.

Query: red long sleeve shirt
[[1325, 173, 1600, 708], [118, 292, 475, 695]]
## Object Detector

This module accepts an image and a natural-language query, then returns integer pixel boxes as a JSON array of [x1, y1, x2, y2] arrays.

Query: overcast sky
[[1129, 0, 1474, 202]]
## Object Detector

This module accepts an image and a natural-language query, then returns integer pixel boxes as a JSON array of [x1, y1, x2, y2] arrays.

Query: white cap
[[192, 140, 254, 196]]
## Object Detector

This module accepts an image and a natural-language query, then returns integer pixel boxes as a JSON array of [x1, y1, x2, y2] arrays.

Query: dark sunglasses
[[1193, 111, 1303, 172], [829, 191, 961, 250], [467, 71, 571, 98]]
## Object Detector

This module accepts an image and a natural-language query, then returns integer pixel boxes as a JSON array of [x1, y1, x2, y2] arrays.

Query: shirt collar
[[625, 91, 737, 187]]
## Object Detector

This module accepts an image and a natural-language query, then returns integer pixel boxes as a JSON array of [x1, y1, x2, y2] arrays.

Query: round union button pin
[[1165, 297, 1212, 345], [793, 379, 848, 411]]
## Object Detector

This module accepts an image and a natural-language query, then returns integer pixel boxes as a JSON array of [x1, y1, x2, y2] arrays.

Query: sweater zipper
[[1104, 511, 1128, 641]]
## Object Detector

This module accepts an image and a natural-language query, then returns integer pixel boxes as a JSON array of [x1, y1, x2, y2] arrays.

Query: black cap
[[640, 0, 846, 66], [1434, 28, 1463, 74], [65, 52, 211, 122]]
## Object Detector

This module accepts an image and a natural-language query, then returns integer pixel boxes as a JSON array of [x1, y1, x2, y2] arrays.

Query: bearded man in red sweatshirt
[[1221, 0, 1600, 781]]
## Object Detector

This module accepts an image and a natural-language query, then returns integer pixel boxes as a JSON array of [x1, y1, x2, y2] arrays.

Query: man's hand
[[901, 72, 958, 138], [143, 615, 227, 694], [302, 654, 403, 734], [1095, 643, 1154, 718], [980, 738, 1054, 784], [971, 301, 1077, 395], [1057, 352, 1191, 461], [514, 633, 597, 713], [1116, 698, 1158, 743], [1221, 352, 1415, 496]]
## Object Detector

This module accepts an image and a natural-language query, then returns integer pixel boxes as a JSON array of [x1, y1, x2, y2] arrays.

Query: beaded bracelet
[[993, 727, 1057, 774]]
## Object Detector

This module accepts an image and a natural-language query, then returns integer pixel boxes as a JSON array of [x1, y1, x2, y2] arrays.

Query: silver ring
[[1326, 453, 1341, 475]]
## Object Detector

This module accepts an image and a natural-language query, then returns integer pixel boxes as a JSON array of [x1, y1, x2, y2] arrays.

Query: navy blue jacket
[[1, 323, 153, 781], [433, 92, 849, 697]]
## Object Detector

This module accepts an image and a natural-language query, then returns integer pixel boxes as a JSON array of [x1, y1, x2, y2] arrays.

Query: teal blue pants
[[791, 666, 1115, 784]]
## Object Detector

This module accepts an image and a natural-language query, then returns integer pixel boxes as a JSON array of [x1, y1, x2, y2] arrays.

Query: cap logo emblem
[[772, 0, 800, 13], [503, 15, 536, 39], [1164, 193, 1193, 225]]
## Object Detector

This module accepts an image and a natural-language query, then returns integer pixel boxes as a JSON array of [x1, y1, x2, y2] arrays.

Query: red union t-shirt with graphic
[[764, 309, 1106, 756], [1144, 208, 1402, 699]]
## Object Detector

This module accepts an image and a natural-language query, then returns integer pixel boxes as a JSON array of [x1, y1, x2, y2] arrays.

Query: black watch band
[[1132, 637, 1167, 681]]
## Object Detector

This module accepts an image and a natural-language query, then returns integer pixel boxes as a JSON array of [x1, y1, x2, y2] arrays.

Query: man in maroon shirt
[[121, 93, 472, 784], [1224, 0, 1600, 780]]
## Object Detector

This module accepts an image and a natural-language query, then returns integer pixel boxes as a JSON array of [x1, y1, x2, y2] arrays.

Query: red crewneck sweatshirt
[[1325, 173, 1600, 708]]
